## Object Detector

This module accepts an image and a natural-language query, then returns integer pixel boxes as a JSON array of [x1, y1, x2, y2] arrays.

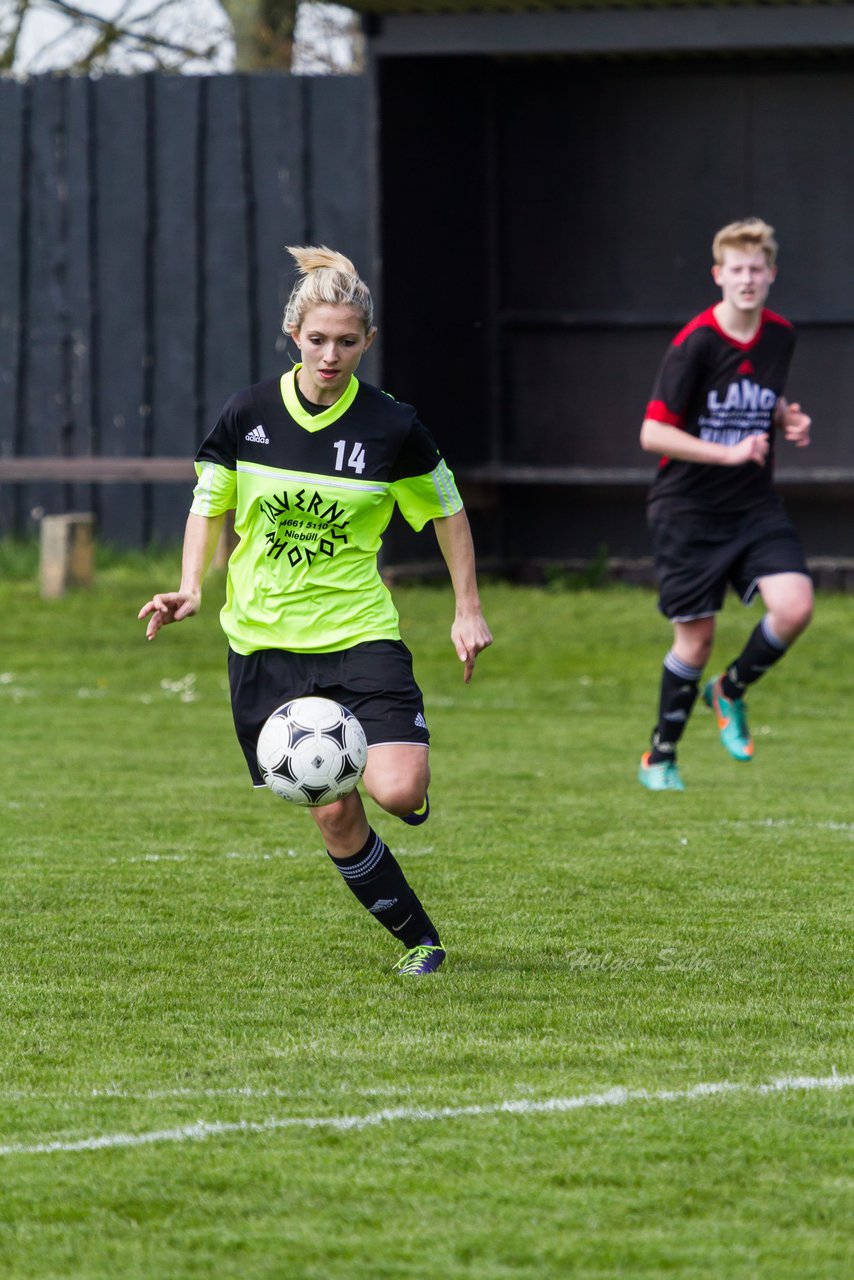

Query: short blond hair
[[282, 245, 374, 335], [712, 218, 778, 267]]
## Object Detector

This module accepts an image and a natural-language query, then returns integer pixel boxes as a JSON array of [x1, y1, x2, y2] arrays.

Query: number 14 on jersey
[[333, 440, 366, 475]]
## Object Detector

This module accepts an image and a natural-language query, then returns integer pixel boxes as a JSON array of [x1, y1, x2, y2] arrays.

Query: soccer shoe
[[393, 941, 446, 976], [637, 752, 685, 792], [401, 793, 430, 826], [703, 676, 754, 761]]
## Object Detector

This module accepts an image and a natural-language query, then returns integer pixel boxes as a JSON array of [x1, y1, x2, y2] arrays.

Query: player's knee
[[367, 778, 427, 818], [784, 597, 813, 639], [771, 592, 813, 642]]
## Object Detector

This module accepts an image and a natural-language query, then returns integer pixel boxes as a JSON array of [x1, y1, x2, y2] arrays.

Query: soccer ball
[[256, 696, 368, 806]]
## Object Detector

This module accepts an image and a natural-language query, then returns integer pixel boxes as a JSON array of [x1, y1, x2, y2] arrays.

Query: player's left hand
[[451, 612, 494, 683], [781, 401, 811, 448], [138, 587, 201, 640]]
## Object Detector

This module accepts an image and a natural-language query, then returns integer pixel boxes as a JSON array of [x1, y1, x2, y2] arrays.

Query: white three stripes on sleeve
[[430, 460, 462, 516]]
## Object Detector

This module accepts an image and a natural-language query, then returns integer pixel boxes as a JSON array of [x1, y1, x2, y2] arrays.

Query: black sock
[[649, 650, 703, 764], [721, 617, 786, 700], [329, 830, 440, 950]]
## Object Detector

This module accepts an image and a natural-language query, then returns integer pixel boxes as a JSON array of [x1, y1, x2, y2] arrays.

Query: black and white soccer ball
[[256, 696, 368, 807]]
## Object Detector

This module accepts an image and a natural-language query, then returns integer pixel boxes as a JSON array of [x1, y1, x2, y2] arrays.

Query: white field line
[[725, 818, 854, 834], [1, 1072, 852, 1158]]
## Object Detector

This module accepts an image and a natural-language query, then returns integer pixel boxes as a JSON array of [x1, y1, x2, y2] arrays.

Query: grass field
[[1, 546, 852, 1278]]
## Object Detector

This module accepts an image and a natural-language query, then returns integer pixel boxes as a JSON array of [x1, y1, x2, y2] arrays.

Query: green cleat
[[703, 676, 754, 762], [638, 752, 685, 792], [393, 942, 446, 976]]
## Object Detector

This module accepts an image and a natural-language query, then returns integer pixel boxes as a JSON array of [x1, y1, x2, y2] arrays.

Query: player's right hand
[[727, 433, 769, 467], [137, 589, 201, 640], [451, 611, 494, 683]]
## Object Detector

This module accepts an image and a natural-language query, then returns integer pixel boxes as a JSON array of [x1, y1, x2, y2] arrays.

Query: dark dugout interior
[[378, 53, 854, 573]]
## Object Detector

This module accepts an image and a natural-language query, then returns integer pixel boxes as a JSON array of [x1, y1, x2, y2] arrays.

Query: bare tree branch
[[293, 3, 362, 75], [39, 0, 220, 62], [1, 0, 231, 74], [0, 0, 360, 76], [0, 0, 29, 72]]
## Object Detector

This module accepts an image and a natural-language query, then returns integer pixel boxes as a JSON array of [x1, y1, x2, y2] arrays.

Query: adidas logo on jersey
[[244, 424, 269, 444]]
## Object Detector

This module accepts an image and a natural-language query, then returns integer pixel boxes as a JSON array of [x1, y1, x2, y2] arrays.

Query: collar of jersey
[[280, 366, 359, 431], [706, 305, 770, 351]]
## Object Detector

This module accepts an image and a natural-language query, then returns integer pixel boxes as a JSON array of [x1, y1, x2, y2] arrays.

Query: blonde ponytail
[[283, 245, 374, 334]]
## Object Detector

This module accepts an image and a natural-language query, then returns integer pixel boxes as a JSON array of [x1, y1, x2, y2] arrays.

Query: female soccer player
[[139, 246, 493, 973], [637, 218, 813, 791]]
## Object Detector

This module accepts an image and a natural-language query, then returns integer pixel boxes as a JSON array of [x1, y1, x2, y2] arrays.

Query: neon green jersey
[[190, 369, 462, 655]]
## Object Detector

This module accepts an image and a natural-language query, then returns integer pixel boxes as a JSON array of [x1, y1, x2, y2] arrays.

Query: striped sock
[[649, 649, 703, 764], [722, 616, 787, 699], [329, 830, 439, 949]]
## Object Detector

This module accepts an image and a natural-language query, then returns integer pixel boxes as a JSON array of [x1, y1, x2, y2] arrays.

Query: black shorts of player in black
[[636, 219, 813, 791], [649, 507, 808, 624]]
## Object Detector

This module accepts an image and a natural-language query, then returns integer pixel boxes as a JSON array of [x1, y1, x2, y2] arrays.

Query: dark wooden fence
[[0, 72, 373, 546]]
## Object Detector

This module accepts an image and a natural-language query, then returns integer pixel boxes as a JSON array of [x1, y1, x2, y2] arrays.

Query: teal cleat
[[703, 676, 754, 762], [638, 752, 685, 792]]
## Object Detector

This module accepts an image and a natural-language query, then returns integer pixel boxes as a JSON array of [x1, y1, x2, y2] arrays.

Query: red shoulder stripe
[[645, 399, 684, 428], [762, 308, 793, 330], [672, 307, 717, 347]]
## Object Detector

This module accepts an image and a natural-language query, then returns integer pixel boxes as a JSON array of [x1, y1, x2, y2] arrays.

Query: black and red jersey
[[644, 306, 795, 517]]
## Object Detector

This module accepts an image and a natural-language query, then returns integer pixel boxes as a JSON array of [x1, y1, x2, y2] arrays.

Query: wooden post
[[40, 514, 95, 599]]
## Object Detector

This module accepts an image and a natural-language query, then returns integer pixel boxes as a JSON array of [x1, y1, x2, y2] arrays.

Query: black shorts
[[649, 506, 809, 621], [228, 639, 430, 786]]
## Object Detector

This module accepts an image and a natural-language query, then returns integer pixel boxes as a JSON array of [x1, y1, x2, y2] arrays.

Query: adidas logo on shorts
[[244, 424, 270, 444], [414, 712, 427, 729]]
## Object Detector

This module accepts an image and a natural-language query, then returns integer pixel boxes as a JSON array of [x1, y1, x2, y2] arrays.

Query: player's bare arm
[[138, 511, 225, 639], [775, 397, 812, 448], [432, 509, 493, 683], [640, 418, 769, 467]]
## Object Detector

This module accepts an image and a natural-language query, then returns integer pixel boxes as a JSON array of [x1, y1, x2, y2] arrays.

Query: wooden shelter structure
[[353, 0, 854, 572]]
